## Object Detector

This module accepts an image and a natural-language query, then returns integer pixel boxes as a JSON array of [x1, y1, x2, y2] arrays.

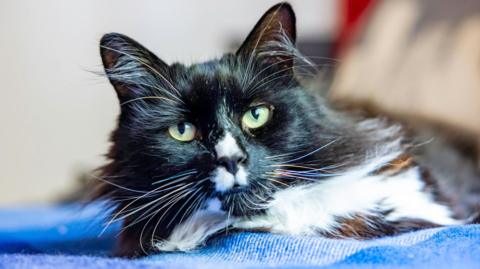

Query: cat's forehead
[[165, 60, 251, 142], [186, 58, 242, 87], [176, 58, 249, 104]]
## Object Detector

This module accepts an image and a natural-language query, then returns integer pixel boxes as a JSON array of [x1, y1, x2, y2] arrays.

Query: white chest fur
[[234, 165, 459, 235], [154, 156, 460, 252]]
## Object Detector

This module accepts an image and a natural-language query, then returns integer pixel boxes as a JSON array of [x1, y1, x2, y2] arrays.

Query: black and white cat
[[92, 3, 479, 257]]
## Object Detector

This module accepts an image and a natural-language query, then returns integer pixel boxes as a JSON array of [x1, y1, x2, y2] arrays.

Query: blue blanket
[[0, 203, 479, 269]]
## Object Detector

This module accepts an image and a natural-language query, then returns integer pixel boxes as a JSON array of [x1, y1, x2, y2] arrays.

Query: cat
[[92, 2, 479, 257]]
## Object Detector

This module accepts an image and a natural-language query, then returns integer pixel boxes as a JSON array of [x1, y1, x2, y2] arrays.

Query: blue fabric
[[0, 203, 479, 269]]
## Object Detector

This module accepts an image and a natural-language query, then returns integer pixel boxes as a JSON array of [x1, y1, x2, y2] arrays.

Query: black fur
[[93, 3, 415, 257]]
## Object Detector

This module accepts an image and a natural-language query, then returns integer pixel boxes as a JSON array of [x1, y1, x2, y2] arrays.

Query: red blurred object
[[335, 0, 377, 56]]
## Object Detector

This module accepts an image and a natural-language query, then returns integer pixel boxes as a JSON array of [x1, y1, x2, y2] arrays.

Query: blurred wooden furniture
[[330, 0, 480, 139]]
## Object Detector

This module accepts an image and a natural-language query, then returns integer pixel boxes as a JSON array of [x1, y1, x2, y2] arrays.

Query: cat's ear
[[236, 2, 296, 69], [100, 33, 170, 101]]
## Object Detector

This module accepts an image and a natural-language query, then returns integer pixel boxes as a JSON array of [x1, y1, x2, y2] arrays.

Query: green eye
[[242, 105, 271, 129], [168, 122, 196, 142]]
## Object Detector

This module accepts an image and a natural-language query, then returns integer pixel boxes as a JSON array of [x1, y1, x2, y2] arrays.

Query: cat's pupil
[[177, 123, 185, 134], [251, 108, 260, 120]]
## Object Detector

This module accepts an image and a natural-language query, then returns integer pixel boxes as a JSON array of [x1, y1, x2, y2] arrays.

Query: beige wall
[[0, 0, 336, 205]]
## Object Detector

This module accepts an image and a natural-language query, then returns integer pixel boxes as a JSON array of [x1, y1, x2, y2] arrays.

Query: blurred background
[[0, 0, 479, 206]]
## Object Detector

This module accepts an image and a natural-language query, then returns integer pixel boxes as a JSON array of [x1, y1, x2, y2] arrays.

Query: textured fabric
[[0, 204, 479, 269]]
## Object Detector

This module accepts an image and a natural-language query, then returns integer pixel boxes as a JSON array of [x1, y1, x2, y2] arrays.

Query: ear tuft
[[100, 33, 126, 70], [236, 2, 296, 65], [99, 33, 169, 101], [100, 33, 156, 73]]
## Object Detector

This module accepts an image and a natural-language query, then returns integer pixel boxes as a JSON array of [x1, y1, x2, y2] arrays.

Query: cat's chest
[[234, 164, 459, 236]]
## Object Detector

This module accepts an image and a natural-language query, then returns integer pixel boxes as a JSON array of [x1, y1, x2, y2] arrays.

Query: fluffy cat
[[92, 3, 479, 257]]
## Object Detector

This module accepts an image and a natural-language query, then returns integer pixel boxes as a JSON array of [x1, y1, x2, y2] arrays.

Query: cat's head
[[96, 3, 372, 223]]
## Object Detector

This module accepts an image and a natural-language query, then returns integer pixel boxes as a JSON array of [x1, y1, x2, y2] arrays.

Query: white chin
[[211, 166, 249, 193]]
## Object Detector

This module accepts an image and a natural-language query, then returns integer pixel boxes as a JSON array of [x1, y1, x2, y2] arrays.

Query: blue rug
[[0, 203, 479, 268]]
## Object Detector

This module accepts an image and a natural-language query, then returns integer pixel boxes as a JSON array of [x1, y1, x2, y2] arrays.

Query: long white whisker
[[120, 96, 177, 106], [263, 176, 289, 187], [107, 182, 193, 232], [283, 139, 339, 164], [91, 174, 150, 194], [178, 192, 207, 227], [152, 170, 197, 185], [166, 185, 204, 228], [101, 181, 193, 236], [150, 189, 195, 246], [131, 185, 193, 230]]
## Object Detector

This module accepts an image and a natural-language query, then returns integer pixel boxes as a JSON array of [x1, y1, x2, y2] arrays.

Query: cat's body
[[92, 3, 479, 257]]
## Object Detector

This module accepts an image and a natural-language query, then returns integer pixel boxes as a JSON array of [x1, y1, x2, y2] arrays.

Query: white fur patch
[[235, 166, 248, 186], [211, 167, 235, 192], [154, 206, 232, 252], [211, 166, 249, 192], [154, 141, 461, 252], [234, 157, 460, 235], [206, 197, 222, 211], [211, 132, 249, 192], [215, 132, 242, 159]]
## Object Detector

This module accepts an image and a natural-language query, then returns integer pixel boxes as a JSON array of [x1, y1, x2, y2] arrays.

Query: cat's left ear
[[236, 2, 296, 69]]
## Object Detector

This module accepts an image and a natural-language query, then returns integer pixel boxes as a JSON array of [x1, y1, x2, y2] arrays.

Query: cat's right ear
[[100, 33, 170, 102]]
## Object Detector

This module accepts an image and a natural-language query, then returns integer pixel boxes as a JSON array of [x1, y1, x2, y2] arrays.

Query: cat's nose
[[217, 156, 246, 175]]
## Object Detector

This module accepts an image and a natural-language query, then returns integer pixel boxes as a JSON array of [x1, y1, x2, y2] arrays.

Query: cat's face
[[106, 57, 325, 216], [97, 4, 354, 228]]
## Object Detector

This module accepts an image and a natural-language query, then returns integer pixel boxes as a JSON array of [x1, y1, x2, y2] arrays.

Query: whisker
[[138, 187, 193, 254], [101, 181, 194, 236], [166, 185, 204, 228], [269, 169, 339, 178], [150, 189, 196, 246], [269, 165, 340, 175], [268, 173, 335, 182], [263, 176, 289, 187], [243, 57, 299, 92], [178, 192, 207, 226], [245, 60, 332, 95], [246, 63, 311, 93], [248, 70, 318, 95], [282, 139, 339, 164], [243, 54, 339, 93], [270, 163, 345, 170], [239, 193, 261, 210], [256, 181, 275, 196], [265, 150, 305, 160], [120, 96, 177, 106], [152, 169, 197, 185], [91, 174, 150, 194], [242, 194, 267, 210], [107, 182, 193, 229]]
